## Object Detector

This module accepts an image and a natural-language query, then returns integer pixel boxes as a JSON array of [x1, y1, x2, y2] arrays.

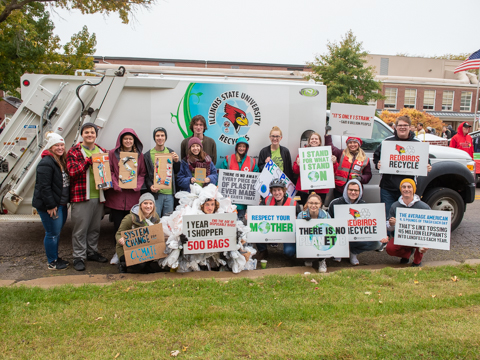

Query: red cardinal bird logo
[[396, 144, 406, 154], [223, 103, 248, 134], [349, 208, 361, 218]]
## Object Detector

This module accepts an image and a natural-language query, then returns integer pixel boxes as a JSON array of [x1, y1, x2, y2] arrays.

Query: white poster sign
[[379, 141, 429, 176], [247, 206, 296, 243], [334, 203, 387, 242], [394, 208, 451, 250], [329, 103, 375, 138], [298, 146, 335, 190], [296, 218, 349, 258], [254, 159, 296, 198], [183, 213, 238, 254], [218, 170, 260, 205]]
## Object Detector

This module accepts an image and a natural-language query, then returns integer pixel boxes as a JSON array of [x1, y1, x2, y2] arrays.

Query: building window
[[442, 91, 454, 111], [159, 62, 175, 66], [404, 89, 416, 109], [384, 88, 397, 109], [460, 92, 472, 112], [231, 66, 240, 69], [380, 58, 389, 75], [423, 90, 435, 110]]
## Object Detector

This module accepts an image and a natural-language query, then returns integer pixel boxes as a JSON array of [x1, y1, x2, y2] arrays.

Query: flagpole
[[475, 64, 480, 131]]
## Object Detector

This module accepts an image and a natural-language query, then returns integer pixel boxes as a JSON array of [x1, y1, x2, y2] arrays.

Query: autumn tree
[[306, 30, 384, 108], [380, 108, 444, 134]]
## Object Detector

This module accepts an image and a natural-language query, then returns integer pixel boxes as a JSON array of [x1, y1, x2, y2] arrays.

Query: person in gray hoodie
[[328, 178, 382, 265]]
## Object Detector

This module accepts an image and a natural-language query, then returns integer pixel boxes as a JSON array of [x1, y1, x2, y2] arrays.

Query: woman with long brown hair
[[33, 133, 70, 270]]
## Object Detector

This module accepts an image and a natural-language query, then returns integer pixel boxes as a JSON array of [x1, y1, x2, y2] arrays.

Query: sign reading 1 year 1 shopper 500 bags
[[379, 141, 429, 176], [182, 213, 237, 254], [298, 146, 335, 190], [247, 206, 296, 243], [218, 169, 260, 205]]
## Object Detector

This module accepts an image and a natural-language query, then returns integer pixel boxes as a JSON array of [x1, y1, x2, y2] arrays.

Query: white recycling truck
[[0, 66, 475, 230]]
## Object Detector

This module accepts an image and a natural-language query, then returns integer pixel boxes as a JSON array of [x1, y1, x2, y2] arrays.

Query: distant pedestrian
[[449, 122, 473, 158]]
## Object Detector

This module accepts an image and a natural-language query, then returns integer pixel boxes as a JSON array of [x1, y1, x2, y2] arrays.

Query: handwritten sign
[[298, 146, 335, 190], [153, 153, 173, 191], [394, 208, 451, 250], [194, 168, 206, 183], [122, 223, 166, 266], [296, 218, 349, 258], [92, 153, 112, 190], [379, 141, 429, 176], [329, 103, 375, 138], [254, 159, 296, 198], [183, 213, 237, 254], [334, 203, 387, 242], [218, 169, 260, 205], [247, 206, 296, 243], [118, 151, 138, 189]]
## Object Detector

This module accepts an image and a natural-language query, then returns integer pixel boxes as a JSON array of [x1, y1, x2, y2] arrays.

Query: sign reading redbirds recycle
[[379, 141, 429, 176], [334, 203, 387, 242]]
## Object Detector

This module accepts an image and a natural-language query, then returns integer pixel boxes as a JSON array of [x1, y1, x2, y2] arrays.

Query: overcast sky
[[51, 0, 480, 65]]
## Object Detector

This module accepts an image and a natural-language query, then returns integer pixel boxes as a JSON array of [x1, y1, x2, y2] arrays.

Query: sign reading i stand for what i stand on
[[218, 169, 260, 205], [122, 223, 166, 266], [394, 208, 451, 250], [296, 218, 349, 258], [183, 213, 237, 254], [298, 146, 335, 190], [329, 103, 375, 138], [379, 141, 429, 176], [334, 203, 387, 242], [247, 206, 296, 243], [254, 159, 296, 198]]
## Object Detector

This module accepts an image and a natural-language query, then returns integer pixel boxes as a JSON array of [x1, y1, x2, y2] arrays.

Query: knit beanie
[[45, 133, 65, 149], [81, 122, 98, 135], [188, 137, 203, 149], [400, 178, 416, 193], [153, 127, 167, 140], [139, 192, 155, 205], [346, 137, 362, 146]]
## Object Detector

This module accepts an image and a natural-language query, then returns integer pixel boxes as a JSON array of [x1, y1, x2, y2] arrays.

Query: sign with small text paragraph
[[218, 169, 260, 205], [379, 141, 429, 176], [329, 103, 375, 138]]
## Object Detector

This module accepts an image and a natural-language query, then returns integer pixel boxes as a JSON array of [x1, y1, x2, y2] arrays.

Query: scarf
[[188, 154, 212, 179]]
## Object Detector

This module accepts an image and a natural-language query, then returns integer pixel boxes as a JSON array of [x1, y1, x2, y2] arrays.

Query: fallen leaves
[[414, 280, 419, 285], [114, 353, 120, 359], [95, 317, 103, 321], [182, 346, 188, 352], [277, 322, 282, 327], [170, 350, 180, 357], [431, 295, 437, 298], [310, 279, 318, 285], [451, 276, 459, 282], [364, 291, 372, 295]]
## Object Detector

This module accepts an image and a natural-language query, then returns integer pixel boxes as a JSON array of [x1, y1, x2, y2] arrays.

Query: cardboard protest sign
[[379, 141, 429, 176], [153, 153, 173, 191], [218, 169, 260, 205], [298, 147, 335, 190], [296, 218, 349, 258], [118, 151, 138, 189], [122, 223, 166, 266], [183, 213, 237, 254], [194, 168, 207, 183], [329, 103, 375, 138], [394, 208, 451, 250], [334, 203, 387, 242], [247, 206, 296, 243], [92, 153, 112, 190], [254, 159, 296, 198]]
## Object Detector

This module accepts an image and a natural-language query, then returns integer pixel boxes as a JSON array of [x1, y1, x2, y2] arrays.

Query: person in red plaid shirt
[[67, 123, 109, 271]]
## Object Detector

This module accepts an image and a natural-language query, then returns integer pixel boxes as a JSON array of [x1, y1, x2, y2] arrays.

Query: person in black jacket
[[143, 127, 180, 217], [258, 126, 295, 182], [32, 133, 70, 270]]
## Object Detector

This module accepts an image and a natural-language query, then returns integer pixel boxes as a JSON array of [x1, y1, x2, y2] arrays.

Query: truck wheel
[[423, 187, 464, 231]]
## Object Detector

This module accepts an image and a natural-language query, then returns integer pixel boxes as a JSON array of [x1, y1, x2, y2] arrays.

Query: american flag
[[454, 49, 480, 73]]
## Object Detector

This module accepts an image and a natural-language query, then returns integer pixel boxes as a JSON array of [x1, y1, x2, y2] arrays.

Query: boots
[[117, 255, 127, 273]]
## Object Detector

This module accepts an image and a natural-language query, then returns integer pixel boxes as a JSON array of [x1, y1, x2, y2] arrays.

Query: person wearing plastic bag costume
[[158, 183, 257, 273]]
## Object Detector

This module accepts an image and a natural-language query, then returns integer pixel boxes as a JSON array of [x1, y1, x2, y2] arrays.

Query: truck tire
[[423, 187, 464, 231]]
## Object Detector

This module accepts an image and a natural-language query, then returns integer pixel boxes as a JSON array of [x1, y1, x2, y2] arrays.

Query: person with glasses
[[258, 126, 295, 183], [328, 179, 382, 266], [297, 192, 331, 272], [373, 115, 431, 220]]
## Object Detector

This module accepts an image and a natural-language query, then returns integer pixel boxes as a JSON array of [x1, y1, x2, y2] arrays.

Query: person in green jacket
[[218, 137, 259, 221]]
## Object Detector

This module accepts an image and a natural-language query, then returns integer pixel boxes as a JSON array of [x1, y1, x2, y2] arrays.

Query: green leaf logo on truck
[[299, 88, 319, 97]]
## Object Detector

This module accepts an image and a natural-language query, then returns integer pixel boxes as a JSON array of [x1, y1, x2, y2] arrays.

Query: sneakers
[[304, 261, 313, 267], [400, 257, 410, 264], [73, 258, 85, 271], [110, 253, 119, 265], [318, 259, 327, 273], [333, 257, 342, 263], [350, 253, 359, 266], [87, 252, 108, 263], [411, 262, 422, 267], [47, 259, 68, 270], [376, 243, 387, 252]]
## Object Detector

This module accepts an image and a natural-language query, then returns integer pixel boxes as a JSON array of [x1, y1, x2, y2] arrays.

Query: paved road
[[1, 189, 479, 280]]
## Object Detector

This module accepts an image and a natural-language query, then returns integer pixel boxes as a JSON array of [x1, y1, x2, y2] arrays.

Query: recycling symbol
[[360, 208, 371, 218]]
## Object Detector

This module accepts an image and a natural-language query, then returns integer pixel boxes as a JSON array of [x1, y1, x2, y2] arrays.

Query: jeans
[[350, 241, 382, 255], [38, 205, 68, 264], [155, 193, 174, 217], [380, 188, 401, 219]]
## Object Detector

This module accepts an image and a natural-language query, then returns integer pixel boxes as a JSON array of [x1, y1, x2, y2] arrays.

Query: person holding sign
[[116, 193, 162, 273], [144, 127, 180, 217], [180, 115, 217, 165], [293, 132, 335, 204], [255, 178, 301, 260], [33, 133, 70, 270], [67, 123, 109, 271], [325, 133, 372, 198], [218, 137, 259, 220], [177, 137, 218, 192], [373, 115, 431, 218], [258, 126, 295, 183], [384, 179, 430, 267], [105, 128, 146, 265], [297, 192, 331, 272], [328, 179, 382, 266]]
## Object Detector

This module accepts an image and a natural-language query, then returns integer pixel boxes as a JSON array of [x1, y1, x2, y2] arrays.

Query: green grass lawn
[[1, 265, 480, 360]]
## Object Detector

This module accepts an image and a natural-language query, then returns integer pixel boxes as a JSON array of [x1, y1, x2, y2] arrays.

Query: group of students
[[33, 113, 433, 273]]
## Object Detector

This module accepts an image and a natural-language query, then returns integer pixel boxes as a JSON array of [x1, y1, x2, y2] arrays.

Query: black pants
[[110, 209, 130, 245]]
